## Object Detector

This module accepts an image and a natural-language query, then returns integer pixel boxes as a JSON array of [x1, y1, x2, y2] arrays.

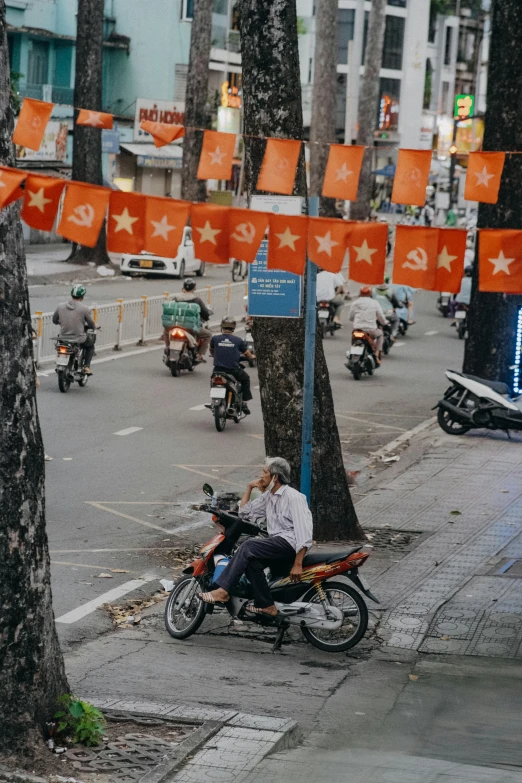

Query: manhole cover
[[365, 528, 423, 551]]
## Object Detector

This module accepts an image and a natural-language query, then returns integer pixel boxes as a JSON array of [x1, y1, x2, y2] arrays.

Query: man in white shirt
[[316, 270, 346, 324], [348, 286, 387, 360], [199, 457, 313, 617]]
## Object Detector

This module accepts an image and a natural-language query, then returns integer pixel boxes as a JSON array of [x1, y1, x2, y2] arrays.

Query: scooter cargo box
[[162, 301, 201, 331]]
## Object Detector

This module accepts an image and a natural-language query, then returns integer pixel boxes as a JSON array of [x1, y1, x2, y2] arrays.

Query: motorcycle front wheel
[[58, 369, 71, 393], [351, 361, 361, 380], [164, 576, 206, 639], [300, 581, 368, 652], [214, 401, 227, 432]]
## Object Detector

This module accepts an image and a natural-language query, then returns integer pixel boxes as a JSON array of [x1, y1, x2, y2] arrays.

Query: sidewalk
[[26, 242, 119, 284]]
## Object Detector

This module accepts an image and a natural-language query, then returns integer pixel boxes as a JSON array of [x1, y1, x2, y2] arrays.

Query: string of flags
[[12, 97, 510, 206]]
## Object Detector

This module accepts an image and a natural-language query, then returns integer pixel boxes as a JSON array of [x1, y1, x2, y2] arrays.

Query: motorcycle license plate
[[210, 388, 226, 399], [56, 355, 69, 365], [455, 311, 466, 319], [140, 259, 153, 268], [350, 345, 364, 355], [170, 340, 184, 349], [319, 310, 329, 318]]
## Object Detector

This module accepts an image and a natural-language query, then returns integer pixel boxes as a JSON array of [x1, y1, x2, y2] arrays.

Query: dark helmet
[[464, 265, 473, 277], [221, 316, 236, 331], [183, 278, 196, 291]]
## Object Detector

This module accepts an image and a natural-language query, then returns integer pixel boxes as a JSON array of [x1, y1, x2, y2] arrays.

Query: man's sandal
[[246, 603, 278, 617], [199, 592, 218, 604]]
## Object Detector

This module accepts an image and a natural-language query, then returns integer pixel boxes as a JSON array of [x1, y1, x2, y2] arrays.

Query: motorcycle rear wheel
[[351, 363, 361, 380], [164, 576, 206, 639], [214, 401, 227, 432], [437, 405, 471, 435], [300, 581, 368, 652], [170, 360, 180, 377], [58, 369, 71, 393]]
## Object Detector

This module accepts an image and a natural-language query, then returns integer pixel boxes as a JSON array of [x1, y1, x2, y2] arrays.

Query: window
[[382, 15, 405, 70], [181, 0, 194, 21], [441, 81, 450, 113], [444, 25, 453, 66], [337, 8, 355, 65], [28, 40, 49, 85], [387, 0, 406, 6]]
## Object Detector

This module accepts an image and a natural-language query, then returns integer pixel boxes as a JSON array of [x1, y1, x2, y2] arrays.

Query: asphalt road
[[33, 279, 464, 648]]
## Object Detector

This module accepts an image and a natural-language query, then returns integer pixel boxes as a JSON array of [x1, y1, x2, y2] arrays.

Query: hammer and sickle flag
[[13, 98, 54, 151], [229, 208, 269, 263], [391, 149, 432, 207], [57, 182, 111, 248], [393, 225, 439, 290]]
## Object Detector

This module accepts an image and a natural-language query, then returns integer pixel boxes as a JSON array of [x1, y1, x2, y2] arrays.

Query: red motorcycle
[[164, 485, 378, 653]]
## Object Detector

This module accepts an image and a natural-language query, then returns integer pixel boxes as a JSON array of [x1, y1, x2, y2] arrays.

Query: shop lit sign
[[454, 94, 474, 120], [221, 81, 241, 109]]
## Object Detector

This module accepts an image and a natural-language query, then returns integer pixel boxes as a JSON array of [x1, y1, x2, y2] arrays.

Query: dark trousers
[[216, 536, 295, 608], [81, 333, 95, 367], [214, 365, 252, 402]]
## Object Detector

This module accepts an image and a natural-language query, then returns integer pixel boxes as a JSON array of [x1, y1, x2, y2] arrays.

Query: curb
[[369, 416, 437, 461]]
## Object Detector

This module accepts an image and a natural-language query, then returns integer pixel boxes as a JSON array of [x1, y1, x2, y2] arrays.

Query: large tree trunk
[[70, 0, 110, 265], [309, 0, 338, 217], [463, 0, 522, 384], [239, 0, 363, 541], [182, 0, 213, 202], [351, 0, 387, 221], [0, 0, 68, 754]]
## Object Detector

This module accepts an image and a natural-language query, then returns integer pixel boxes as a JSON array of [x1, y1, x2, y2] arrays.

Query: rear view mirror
[[203, 483, 214, 498]]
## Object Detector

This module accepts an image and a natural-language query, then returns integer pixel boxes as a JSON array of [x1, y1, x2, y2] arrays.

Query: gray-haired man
[[199, 458, 313, 617]]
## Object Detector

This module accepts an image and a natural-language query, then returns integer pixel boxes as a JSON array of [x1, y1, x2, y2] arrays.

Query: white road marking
[[114, 426, 143, 436], [190, 404, 207, 411], [393, 341, 405, 347], [172, 519, 212, 534], [37, 370, 53, 377], [247, 434, 264, 439], [86, 502, 172, 533], [93, 345, 163, 365], [173, 464, 245, 487], [335, 413, 407, 432], [55, 575, 158, 624], [424, 330, 439, 336]]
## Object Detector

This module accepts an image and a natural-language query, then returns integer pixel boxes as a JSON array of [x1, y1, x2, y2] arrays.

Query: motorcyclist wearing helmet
[[52, 284, 96, 374], [348, 286, 387, 361], [373, 281, 400, 340], [450, 264, 473, 323], [210, 317, 255, 415], [169, 278, 212, 362]]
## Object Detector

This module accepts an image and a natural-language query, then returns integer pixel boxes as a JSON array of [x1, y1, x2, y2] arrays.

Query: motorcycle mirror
[[202, 484, 214, 498]]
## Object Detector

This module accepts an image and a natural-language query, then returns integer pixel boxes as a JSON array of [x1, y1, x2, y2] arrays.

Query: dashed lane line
[[173, 464, 245, 488], [190, 404, 207, 411], [335, 413, 407, 432], [424, 330, 439, 336], [86, 501, 172, 534], [55, 574, 159, 624], [114, 426, 143, 436]]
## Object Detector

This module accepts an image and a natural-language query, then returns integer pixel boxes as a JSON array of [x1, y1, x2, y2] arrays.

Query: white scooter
[[436, 370, 522, 436]]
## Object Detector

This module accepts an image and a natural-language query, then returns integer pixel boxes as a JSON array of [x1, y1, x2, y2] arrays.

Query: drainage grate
[[365, 528, 423, 552]]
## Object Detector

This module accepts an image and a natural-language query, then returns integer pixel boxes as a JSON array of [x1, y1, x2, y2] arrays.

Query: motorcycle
[[164, 484, 378, 653], [244, 316, 256, 368], [231, 258, 248, 282], [346, 330, 380, 380], [208, 370, 245, 432], [54, 328, 98, 393], [435, 370, 522, 436], [317, 301, 338, 339], [437, 292, 452, 318], [396, 302, 409, 336], [163, 325, 201, 377], [454, 303, 468, 340]]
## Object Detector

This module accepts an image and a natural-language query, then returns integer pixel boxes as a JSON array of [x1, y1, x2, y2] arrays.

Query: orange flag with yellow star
[[479, 229, 522, 293], [434, 229, 467, 292], [393, 226, 439, 290], [347, 223, 387, 285], [257, 139, 301, 195], [197, 131, 236, 181], [191, 203, 230, 264], [21, 174, 66, 231], [267, 214, 307, 275], [13, 98, 53, 151], [76, 109, 114, 129], [322, 145, 365, 201], [107, 191, 146, 254], [0, 166, 27, 209], [464, 152, 505, 204], [57, 182, 111, 247], [144, 197, 190, 257], [307, 217, 351, 273], [391, 149, 431, 206]]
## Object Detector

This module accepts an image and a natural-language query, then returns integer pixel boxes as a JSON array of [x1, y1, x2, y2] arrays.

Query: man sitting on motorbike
[[210, 316, 254, 414], [374, 282, 400, 340], [167, 278, 212, 362], [52, 284, 96, 375], [316, 270, 347, 326], [199, 457, 313, 617], [348, 285, 387, 362]]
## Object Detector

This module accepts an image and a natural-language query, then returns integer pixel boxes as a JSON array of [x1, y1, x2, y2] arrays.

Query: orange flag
[[257, 139, 301, 195], [197, 131, 236, 181], [393, 226, 439, 290], [479, 229, 522, 294], [434, 229, 468, 293], [144, 197, 190, 257], [307, 217, 351, 273], [229, 208, 268, 263], [140, 121, 185, 148], [464, 152, 505, 204], [21, 174, 66, 231], [267, 214, 307, 275], [76, 109, 114, 129], [57, 182, 110, 247], [391, 149, 431, 206], [13, 98, 53, 151], [0, 167, 27, 209], [191, 203, 230, 264], [347, 223, 387, 285], [322, 145, 365, 201], [107, 191, 146, 254]]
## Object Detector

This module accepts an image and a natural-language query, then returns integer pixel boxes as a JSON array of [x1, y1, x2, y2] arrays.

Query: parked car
[[121, 227, 205, 279]]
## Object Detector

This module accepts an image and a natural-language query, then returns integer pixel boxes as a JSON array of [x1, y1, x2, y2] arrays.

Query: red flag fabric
[[57, 182, 110, 247], [307, 217, 351, 273], [191, 203, 230, 264], [76, 109, 114, 129], [0, 167, 27, 209], [21, 174, 66, 231], [464, 152, 505, 204], [393, 226, 439, 290], [197, 131, 236, 180], [479, 229, 522, 294], [434, 229, 468, 293], [140, 121, 185, 148], [322, 145, 365, 201], [229, 208, 268, 263], [267, 214, 307, 275], [347, 223, 387, 285], [144, 197, 190, 257], [13, 98, 53, 151], [107, 191, 146, 254], [257, 139, 301, 195], [391, 149, 432, 206]]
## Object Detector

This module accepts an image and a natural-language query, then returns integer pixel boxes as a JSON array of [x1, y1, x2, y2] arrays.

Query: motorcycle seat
[[303, 546, 362, 567], [462, 373, 511, 396], [212, 371, 238, 385]]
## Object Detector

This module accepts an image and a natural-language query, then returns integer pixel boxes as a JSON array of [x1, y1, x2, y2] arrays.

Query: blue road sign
[[102, 130, 120, 154], [248, 240, 302, 318]]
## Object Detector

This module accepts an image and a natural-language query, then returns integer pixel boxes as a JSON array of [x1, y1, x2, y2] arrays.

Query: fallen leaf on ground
[[440, 635, 451, 641], [450, 510, 461, 516], [96, 573, 113, 578], [409, 674, 419, 681], [110, 569, 129, 573], [79, 581, 93, 586]]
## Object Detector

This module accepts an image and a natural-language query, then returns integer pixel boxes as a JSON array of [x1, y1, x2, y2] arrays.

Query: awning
[[120, 143, 182, 169]]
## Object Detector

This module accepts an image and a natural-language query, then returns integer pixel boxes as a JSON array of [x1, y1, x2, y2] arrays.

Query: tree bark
[[70, 0, 110, 265], [182, 0, 213, 202], [309, 0, 338, 217], [239, 0, 363, 541], [0, 0, 68, 754], [351, 0, 387, 221], [463, 0, 522, 385]]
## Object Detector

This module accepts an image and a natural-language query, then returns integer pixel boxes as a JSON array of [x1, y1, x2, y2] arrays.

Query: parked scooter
[[346, 330, 380, 380]]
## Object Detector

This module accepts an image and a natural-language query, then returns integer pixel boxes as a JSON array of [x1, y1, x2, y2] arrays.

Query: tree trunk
[[309, 0, 338, 217], [463, 0, 522, 384], [182, 0, 213, 202], [239, 0, 364, 541], [351, 0, 387, 221], [70, 0, 110, 265], [0, 0, 68, 754]]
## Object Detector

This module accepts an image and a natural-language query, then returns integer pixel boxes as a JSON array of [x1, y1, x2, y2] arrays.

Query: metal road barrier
[[32, 281, 248, 366]]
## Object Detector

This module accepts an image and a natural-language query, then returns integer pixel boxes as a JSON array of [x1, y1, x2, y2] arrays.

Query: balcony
[[18, 83, 74, 106]]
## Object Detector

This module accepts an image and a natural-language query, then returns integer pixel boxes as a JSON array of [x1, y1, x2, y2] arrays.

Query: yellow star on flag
[[335, 163, 353, 183], [474, 166, 495, 187], [488, 250, 515, 275], [197, 220, 221, 245], [112, 207, 139, 234], [315, 231, 339, 257], [27, 187, 52, 213], [208, 146, 227, 165], [353, 239, 377, 264], [275, 226, 300, 251], [150, 215, 175, 241], [437, 245, 458, 272]]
